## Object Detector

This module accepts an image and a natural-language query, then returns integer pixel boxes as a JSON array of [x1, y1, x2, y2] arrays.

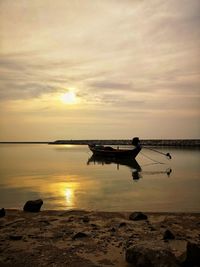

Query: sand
[[0, 210, 199, 267]]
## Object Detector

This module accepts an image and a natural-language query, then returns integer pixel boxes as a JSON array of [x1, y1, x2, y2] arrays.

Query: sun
[[60, 92, 77, 104]]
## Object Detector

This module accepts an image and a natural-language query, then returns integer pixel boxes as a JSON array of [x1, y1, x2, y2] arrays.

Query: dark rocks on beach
[[67, 216, 74, 222], [129, 212, 148, 221], [119, 222, 127, 228], [82, 216, 90, 223], [163, 229, 175, 240], [183, 241, 200, 267], [39, 219, 50, 226], [72, 232, 88, 240], [0, 208, 5, 218], [9, 235, 23, 241], [23, 199, 43, 212], [126, 243, 180, 267], [91, 223, 99, 230], [149, 226, 156, 231]]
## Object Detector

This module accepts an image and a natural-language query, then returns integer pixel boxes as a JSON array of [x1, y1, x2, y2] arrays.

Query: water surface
[[0, 144, 199, 212]]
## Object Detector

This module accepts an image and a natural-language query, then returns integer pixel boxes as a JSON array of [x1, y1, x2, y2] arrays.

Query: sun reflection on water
[[56, 181, 78, 208], [64, 188, 74, 206]]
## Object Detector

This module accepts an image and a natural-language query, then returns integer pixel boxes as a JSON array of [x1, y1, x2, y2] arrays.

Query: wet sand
[[0, 210, 199, 267]]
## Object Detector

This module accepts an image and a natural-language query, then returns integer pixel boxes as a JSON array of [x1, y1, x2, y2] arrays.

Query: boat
[[88, 137, 141, 159]]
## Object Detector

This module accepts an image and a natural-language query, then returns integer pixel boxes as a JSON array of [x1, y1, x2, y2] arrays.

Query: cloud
[[88, 80, 132, 90], [1, 0, 200, 101], [0, 0, 199, 139]]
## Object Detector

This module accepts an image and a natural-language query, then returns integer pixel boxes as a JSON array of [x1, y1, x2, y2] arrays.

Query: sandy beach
[[0, 209, 199, 267]]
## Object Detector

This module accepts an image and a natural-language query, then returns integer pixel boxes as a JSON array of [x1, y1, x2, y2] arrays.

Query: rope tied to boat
[[143, 147, 172, 159]]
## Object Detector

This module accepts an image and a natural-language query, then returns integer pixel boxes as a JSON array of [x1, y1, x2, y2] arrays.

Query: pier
[[49, 139, 200, 147]]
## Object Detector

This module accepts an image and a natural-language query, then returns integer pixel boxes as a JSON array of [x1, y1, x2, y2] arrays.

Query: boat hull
[[88, 145, 141, 159]]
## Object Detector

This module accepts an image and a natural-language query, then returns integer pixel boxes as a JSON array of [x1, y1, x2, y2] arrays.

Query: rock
[[91, 223, 99, 230], [72, 232, 88, 239], [0, 208, 5, 218], [23, 199, 43, 212], [183, 241, 200, 267], [9, 235, 22, 240], [149, 226, 156, 231], [129, 212, 148, 221], [82, 216, 90, 223], [39, 219, 50, 226], [126, 243, 180, 267], [119, 222, 127, 228], [68, 216, 74, 222], [163, 229, 175, 240]]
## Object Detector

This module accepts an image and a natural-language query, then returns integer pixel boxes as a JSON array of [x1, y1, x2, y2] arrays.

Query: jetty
[[49, 139, 200, 147]]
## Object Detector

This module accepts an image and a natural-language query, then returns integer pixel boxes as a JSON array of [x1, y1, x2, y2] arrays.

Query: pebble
[[119, 222, 126, 228], [129, 212, 148, 221], [0, 208, 5, 218], [163, 229, 175, 240], [82, 216, 90, 223], [9, 235, 23, 241], [72, 232, 88, 239]]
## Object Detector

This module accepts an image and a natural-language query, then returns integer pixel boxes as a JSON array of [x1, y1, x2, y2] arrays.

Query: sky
[[0, 0, 200, 141]]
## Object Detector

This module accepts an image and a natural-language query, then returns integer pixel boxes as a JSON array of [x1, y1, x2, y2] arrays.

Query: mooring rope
[[143, 146, 172, 159], [140, 151, 164, 164]]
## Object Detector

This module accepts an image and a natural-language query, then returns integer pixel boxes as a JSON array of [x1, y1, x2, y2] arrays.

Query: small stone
[[126, 243, 179, 267], [129, 212, 148, 221], [39, 220, 50, 225], [119, 222, 126, 227], [163, 229, 175, 240], [183, 241, 200, 267], [9, 235, 22, 241], [149, 225, 156, 231], [0, 208, 5, 218], [23, 199, 43, 212], [68, 216, 74, 222], [91, 223, 99, 230], [72, 232, 88, 239], [82, 216, 90, 223]]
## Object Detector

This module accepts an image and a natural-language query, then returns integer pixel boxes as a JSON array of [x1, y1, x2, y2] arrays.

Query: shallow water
[[0, 144, 199, 212]]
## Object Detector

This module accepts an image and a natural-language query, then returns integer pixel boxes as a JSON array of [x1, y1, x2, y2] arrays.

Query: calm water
[[0, 144, 199, 212]]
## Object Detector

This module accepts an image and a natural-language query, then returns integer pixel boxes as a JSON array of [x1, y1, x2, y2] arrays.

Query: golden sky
[[0, 0, 200, 141]]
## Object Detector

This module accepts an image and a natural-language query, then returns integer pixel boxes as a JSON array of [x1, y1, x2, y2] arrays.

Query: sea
[[0, 144, 199, 212]]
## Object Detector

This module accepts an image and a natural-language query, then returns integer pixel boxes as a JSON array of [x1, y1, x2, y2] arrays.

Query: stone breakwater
[[49, 139, 200, 147]]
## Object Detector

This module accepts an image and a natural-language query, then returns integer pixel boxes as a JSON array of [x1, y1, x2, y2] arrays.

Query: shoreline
[[1, 209, 199, 266], [2, 209, 200, 215]]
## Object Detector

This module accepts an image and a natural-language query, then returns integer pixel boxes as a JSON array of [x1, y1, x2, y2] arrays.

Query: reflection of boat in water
[[88, 137, 141, 159], [87, 154, 141, 170], [87, 155, 142, 180], [87, 155, 172, 181]]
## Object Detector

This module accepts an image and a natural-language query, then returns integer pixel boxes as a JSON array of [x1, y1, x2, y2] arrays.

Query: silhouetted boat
[[88, 137, 141, 159]]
